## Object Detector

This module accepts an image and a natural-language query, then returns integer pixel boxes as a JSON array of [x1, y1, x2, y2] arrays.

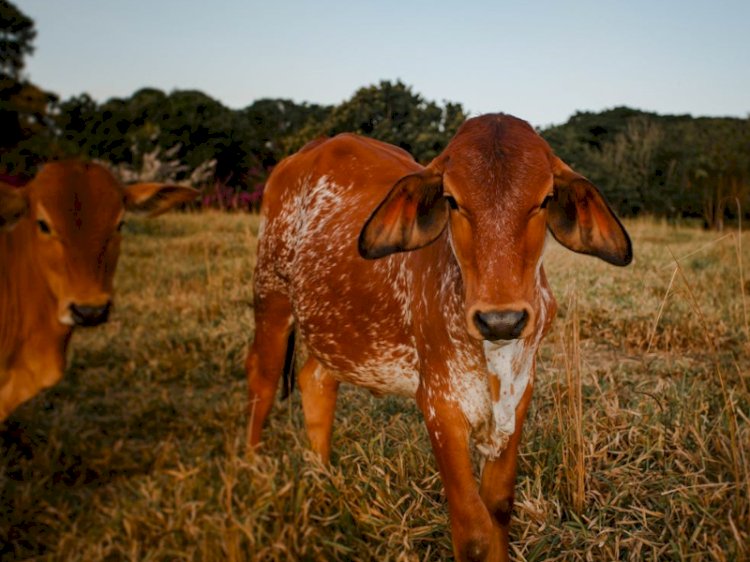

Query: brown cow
[[246, 114, 632, 561], [0, 161, 198, 421]]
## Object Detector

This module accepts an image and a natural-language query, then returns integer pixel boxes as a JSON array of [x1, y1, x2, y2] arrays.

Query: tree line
[[1, 0, 748, 228], [545, 107, 750, 230]]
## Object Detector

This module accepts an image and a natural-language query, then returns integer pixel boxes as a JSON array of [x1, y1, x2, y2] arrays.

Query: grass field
[[1, 212, 748, 561]]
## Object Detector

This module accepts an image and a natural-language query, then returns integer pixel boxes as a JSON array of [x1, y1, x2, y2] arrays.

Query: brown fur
[[0, 161, 198, 420], [246, 114, 631, 561]]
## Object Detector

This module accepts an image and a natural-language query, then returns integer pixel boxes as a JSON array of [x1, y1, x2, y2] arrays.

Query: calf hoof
[[461, 537, 489, 562]]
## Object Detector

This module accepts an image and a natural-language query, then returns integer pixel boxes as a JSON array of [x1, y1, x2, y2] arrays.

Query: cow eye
[[37, 220, 51, 234], [116, 220, 125, 232], [539, 194, 553, 210], [445, 195, 459, 211]]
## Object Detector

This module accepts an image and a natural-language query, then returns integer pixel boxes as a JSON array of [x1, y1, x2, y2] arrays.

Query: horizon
[[20, 0, 750, 128]]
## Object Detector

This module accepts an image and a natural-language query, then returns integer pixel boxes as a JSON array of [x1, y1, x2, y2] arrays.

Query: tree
[[541, 108, 750, 226], [582, 116, 664, 214], [0, 0, 35, 80], [284, 80, 466, 163], [0, 1, 57, 175], [244, 98, 331, 166]]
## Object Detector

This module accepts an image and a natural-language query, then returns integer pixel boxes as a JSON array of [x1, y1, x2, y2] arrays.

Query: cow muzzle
[[472, 308, 529, 341], [69, 301, 112, 327]]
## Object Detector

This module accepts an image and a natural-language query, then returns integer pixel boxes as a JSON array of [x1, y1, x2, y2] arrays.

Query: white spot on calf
[[484, 339, 533, 432]]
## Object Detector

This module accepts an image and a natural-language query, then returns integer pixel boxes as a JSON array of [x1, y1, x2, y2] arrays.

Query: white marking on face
[[58, 312, 75, 326]]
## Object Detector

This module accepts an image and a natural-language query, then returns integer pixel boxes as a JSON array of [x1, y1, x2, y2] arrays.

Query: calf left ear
[[0, 183, 28, 231], [359, 169, 448, 259], [548, 158, 633, 266], [123, 183, 200, 217]]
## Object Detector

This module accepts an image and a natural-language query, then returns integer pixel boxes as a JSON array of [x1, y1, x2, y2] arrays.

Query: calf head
[[359, 114, 632, 341], [0, 161, 198, 327]]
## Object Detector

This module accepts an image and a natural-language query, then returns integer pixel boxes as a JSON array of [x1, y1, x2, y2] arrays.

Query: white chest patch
[[484, 340, 536, 448]]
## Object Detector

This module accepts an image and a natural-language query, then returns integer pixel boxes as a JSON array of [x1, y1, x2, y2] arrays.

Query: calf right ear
[[0, 183, 28, 231], [358, 169, 448, 259]]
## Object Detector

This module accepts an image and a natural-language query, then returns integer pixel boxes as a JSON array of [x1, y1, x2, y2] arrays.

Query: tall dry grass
[[1, 213, 748, 561]]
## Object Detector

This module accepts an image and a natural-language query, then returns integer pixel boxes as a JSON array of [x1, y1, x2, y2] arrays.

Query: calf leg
[[0, 369, 32, 422], [417, 388, 496, 562], [246, 291, 294, 450], [298, 357, 339, 462], [479, 381, 534, 561], [0, 342, 66, 422]]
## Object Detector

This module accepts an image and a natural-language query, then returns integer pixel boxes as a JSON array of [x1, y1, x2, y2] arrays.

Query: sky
[[20, 0, 750, 127]]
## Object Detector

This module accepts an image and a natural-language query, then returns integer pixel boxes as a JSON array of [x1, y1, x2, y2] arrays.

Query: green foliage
[[43, 81, 464, 208], [243, 98, 331, 166], [44, 88, 750, 226], [542, 108, 750, 229], [50, 90, 330, 198], [0, 0, 34, 79], [284, 80, 466, 164], [0, 1, 57, 176]]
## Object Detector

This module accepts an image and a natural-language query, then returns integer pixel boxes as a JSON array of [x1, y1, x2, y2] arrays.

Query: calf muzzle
[[473, 309, 528, 341], [70, 301, 112, 327]]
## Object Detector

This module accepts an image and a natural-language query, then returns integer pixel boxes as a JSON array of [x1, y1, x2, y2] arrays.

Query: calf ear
[[359, 169, 448, 259], [0, 183, 28, 231], [548, 158, 633, 266], [123, 182, 200, 217]]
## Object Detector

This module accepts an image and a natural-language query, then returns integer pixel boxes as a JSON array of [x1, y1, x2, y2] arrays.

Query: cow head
[[359, 114, 631, 341], [0, 161, 198, 327]]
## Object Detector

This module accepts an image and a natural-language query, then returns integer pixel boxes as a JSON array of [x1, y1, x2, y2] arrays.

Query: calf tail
[[280, 329, 296, 400]]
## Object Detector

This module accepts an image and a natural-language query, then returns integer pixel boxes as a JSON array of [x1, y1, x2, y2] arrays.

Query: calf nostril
[[512, 309, 529, 337], [474, 310, 491, 336], [473, 309, 529, 341]]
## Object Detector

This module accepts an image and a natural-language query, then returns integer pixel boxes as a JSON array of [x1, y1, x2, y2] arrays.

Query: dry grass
[[1, 213, 748, 561]]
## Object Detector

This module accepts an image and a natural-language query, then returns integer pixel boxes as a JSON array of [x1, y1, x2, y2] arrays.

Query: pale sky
[[20, 0, 750, 127]]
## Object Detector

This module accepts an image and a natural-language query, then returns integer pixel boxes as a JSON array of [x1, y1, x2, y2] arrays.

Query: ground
[[1, 212, 748, 561]]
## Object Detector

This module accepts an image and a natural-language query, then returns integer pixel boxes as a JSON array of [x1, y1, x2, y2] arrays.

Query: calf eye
[[116, 220, 125, 232], [37, 220, 51, 234], [445, 195, 459, 210]]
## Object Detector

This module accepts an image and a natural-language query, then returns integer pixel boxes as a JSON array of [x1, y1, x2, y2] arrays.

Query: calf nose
[[70, 301, 112, 327], [473, 309, 528, 341]]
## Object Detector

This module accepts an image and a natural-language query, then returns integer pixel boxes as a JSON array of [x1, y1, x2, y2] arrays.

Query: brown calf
[[247, 114, 631, 561], [0, 161, 198, 421]]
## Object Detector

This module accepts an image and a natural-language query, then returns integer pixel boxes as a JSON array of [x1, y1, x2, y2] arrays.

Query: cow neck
[[408, 230, 471, 349], [0, 219, 69, 358]]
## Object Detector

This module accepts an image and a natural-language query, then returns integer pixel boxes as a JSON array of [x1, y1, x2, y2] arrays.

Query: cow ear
[[359, 169, 447, 259], [0, 183, 28, 231], [548, 158, 633, 266], [123, 182, 200, 217]]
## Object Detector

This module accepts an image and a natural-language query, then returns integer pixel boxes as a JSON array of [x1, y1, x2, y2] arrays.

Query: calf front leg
[[479, 380, 534, 561], [417, 387, 499, 562]]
